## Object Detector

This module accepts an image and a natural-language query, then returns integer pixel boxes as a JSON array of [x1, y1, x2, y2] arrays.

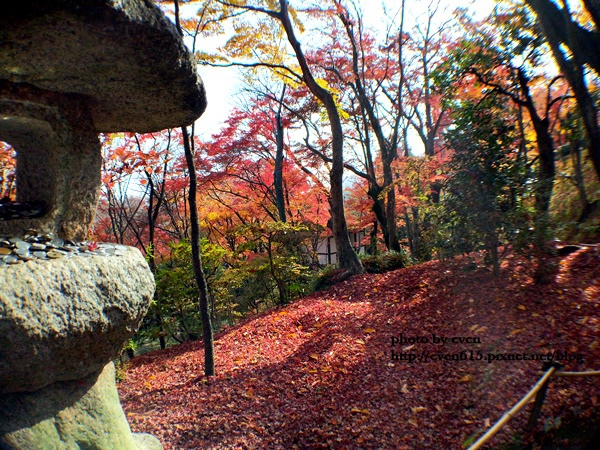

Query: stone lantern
[[0, 1, 207, 448]]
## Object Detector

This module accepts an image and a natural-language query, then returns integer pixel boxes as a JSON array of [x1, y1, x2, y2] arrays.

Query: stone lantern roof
[[0, 0, 207, 132]]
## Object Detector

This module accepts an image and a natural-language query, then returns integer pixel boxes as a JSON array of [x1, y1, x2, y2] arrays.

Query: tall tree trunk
[[516, 69, 555, 284], [174, 0, 214, 376], [525, 0, 600, 75], [182, 126, 215, 376], [526, 0, 600, 182], [277, 0, 362, 274]]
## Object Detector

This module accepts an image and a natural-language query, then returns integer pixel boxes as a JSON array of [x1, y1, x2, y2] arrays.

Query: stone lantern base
[[0, 363, 161, 450]]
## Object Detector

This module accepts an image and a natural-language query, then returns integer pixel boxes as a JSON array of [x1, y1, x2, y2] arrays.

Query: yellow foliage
[[314, 78, 350, 119]]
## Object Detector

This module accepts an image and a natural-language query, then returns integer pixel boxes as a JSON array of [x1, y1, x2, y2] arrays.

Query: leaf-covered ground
[[119, 247, 600, 449]]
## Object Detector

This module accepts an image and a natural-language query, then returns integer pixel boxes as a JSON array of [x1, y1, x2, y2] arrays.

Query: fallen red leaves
[[118, 247, 600, 449]]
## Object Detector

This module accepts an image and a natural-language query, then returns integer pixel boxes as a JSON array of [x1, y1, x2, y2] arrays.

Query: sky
[[182, 0, 496, 141]]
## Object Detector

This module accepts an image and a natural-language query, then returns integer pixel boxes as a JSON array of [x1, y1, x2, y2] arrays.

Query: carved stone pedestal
[[0, 246, 157, 449], [0, 363, 161, 450]]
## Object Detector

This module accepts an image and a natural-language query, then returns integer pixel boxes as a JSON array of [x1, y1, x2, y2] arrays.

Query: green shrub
[[360, 250, 411, 274]]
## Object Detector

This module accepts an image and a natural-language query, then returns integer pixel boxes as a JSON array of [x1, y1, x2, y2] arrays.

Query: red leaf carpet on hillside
[[119, 248, 600, 449]]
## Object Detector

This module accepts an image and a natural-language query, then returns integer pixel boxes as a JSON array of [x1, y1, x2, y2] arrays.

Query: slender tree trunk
[[181, 126, 215, 376], [274, 85, 287, 222], [405, 210, 417, 259], [336, 5, 400, 252], [572, 141, 588, 210], [141, 132, 173, 350], [518, 70, 556, 217], [516, 70, 555, 284], [368, 185, 391, 250], [383, 164, 400, 251], [530, 114, 554, 260], [412, 207, 421, 259], [146, 175, 162, 346]]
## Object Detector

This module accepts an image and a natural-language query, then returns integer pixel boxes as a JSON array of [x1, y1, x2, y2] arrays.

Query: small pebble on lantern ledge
[[0, 229, 127, 267]]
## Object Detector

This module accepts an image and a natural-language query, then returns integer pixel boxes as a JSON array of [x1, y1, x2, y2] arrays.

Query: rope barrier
[[467, 366, 600, 450], [539, 370, 600, 377]]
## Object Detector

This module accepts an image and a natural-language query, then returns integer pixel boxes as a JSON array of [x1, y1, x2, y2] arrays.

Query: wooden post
[[468, 363, 559, 450], [524, 363, 563, 438]]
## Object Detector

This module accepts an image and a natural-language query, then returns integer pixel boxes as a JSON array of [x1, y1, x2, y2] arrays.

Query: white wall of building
[[316, 230, 367, 265]]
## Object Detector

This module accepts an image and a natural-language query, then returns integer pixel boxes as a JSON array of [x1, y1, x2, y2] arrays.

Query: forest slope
[[119, 247, 600, 449]]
